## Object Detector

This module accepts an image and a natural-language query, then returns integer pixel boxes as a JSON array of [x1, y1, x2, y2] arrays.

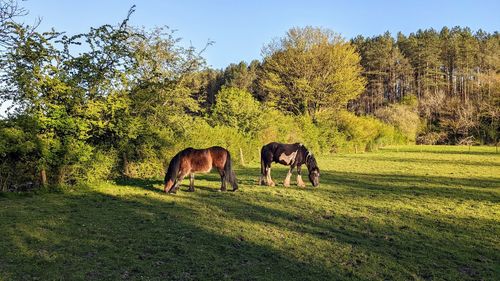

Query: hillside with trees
[[0, 2, 498, 189]]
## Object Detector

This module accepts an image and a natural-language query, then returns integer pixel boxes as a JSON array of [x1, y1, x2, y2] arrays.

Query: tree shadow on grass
[[114, 177, 163, 193], [183, 189, 499, 281], [0, 190, 342, 281], [2, 170, 498, 281], [356, 155, 500, 167], [380, 147, 499, 156], [114, 177, 207, 193], [318, 170, 500, 204], [114, 169, 260, 194]]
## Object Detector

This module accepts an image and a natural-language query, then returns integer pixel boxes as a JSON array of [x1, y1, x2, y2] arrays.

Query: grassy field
[[0, 145, 499, 281]]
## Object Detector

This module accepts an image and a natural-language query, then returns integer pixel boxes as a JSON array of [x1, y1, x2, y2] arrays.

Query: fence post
[[40, 169, 47, 187], [239, 147, 245, 166]]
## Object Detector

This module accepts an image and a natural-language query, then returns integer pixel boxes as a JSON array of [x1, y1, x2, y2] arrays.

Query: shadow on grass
[[114, 170, 261, 194], [318, 170, 499, 204], [353, 155, 500, 167], [183, 192, 499, 280], [4, 163, 497, 280], [113, 165, 499, 206], [1, 168, 499, 281], [114, 177, 164, 193], [380, 147, 499, 156], [113, 177, 219, 194], [0, 190, 340, 280]]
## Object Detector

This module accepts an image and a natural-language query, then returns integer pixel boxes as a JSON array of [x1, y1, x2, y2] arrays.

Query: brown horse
[[164, 146, 238, 193]]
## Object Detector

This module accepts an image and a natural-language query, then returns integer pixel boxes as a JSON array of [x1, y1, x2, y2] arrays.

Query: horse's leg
[[169, 179, 179, 194], [217, 168, 226, 191], [266, 165, 275, 187], [260, 151, 274, 186], [170, 172, 188, 193], [296, 165, 306, 187], [218, 168, 227, 192], [188, 173, 195, 192], [259, 161, 266, 185], [283, 165, 294, 187]]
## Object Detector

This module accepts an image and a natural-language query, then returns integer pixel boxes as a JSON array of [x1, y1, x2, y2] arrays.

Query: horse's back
[[261, 142, 306, 165], [177, 147, 209, 173], [262, 142, 302, 151], [179, 146, 229, 173], [208, 146, 229, 169]]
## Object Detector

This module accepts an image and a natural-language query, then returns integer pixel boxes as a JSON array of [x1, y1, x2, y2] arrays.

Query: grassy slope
[[0, 145, 499, 281]]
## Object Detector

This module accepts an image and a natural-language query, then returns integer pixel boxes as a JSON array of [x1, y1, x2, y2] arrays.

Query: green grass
[[1, 145, 499, 280]]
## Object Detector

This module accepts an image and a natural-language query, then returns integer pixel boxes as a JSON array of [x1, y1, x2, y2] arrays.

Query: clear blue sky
[[16, 0, 500, 69]]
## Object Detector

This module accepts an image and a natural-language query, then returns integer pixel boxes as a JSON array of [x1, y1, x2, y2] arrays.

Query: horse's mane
[[164, 148, 192, 183], [304, 149, 319, 172]]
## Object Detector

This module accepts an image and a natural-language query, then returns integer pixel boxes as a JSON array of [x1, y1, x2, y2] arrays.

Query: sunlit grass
[[1, 145, 499, 280]]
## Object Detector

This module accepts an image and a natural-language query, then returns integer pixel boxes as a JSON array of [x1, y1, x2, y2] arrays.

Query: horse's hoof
[[232, 188, 238, 192]]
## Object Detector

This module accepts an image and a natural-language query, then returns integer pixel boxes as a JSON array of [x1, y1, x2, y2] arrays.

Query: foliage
[[0, 118, 39, 190], [351, 32, 413, 114], [259, 26, 366, 120], [210, 87, 263, 135], [352, 27, 500, 145], [0, 12, 207, 184], [375, 98, 420, 143], [316, 110, 403, 153]]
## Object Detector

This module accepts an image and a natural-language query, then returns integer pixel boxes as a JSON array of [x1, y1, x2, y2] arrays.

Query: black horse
[[259, 142, 320, 187]]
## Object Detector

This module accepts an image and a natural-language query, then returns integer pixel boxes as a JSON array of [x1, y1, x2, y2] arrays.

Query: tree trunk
[[56, 167, 66, 185], [123, 152, 130, 177]]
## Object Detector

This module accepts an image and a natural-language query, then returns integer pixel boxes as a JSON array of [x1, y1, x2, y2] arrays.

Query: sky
[[19, 0, 500, 69], [1, 0, 499, 116]]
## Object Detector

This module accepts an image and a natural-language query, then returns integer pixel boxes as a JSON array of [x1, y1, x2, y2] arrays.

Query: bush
[[78, 149, 119, 182], [375, 102, 420, 143], [181, 118, 259, 165], [316, 110, 404, 153], [210, 87, 263, 135], [1, 98, 409, 187], [0, 124, 40, 191], [416, 132, 448, 145]]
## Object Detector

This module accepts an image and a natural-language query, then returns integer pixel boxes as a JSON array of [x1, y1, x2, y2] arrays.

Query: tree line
[[0, 1, 498, 189], [351, 28, 499, 145], [193, 27, 499, 146]]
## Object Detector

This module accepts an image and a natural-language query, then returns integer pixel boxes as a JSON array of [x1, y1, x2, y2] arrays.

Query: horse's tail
[[260, 148, 265, 176], [259, 145, 268, 185], [224, 150, 238, 191], [164, 152, 182, 193]]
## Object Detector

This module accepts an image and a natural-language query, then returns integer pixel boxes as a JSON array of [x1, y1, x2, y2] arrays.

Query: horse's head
[[305, 152, 320, 187]]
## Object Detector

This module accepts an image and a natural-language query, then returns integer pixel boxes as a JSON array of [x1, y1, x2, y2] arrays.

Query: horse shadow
[[113, 176, 231, 194], [113, 177, 164, 194]]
